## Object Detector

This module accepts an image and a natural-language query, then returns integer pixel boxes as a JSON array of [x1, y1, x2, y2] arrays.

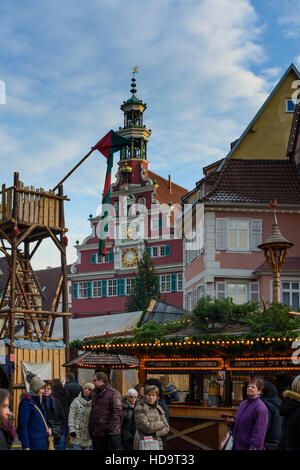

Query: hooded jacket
[[232, 395, 268, 450], [134, 398, 170, 450], [261, 395, 282, 443], [68, 392, 93, 447], [17, 393, 48, 450], [278, 390, 300, 451], [89, 384, 122, 437]]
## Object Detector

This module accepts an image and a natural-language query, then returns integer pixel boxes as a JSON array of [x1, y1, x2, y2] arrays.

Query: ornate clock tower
[[110, 67, 154, 271], [70, 68, 187, 317]]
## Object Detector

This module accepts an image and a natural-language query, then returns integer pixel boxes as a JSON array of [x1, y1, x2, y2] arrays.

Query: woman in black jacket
[[43, 380, 67, 449], [121, 389, 137, 450], [278, 375, 300, 451], [261, 381, 282, 449], [52, 379, 70, 450], [0, 388, 16, 450]]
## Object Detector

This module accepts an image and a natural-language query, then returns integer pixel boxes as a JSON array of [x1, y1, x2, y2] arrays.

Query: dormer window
[[286, 99, 296, 113]]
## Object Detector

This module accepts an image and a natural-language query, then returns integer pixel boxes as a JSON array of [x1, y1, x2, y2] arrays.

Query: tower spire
[[130, 65, 138, 95]]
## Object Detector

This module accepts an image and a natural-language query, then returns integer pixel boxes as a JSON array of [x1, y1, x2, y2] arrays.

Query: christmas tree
[[125, 250, 160, 319]]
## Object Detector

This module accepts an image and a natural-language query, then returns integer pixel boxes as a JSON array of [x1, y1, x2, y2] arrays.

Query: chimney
[[168, 174, 172, 193]]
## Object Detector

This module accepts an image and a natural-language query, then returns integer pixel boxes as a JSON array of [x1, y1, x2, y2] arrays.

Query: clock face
[[122, 248, 138, 267], [121, 223, 139, 241]]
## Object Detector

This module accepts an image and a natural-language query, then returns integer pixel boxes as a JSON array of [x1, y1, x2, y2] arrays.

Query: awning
[[63, 351, 139, 369]]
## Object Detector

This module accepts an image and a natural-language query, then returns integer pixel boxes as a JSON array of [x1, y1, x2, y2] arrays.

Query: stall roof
[[63, 351, 139, 369], [51, 310, 142, 342]]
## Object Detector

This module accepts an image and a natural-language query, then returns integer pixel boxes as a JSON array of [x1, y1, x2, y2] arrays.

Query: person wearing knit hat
[[29, 376, 47, 394], [17, 373, 50, 450], [121, 388, 138, 450], [68, 382, 95, 450]]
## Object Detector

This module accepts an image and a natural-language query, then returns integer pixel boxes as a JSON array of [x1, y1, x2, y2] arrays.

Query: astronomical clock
[[122, 248, 139, 268]]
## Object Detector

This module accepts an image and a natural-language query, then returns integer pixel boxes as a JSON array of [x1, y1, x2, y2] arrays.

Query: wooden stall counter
[[167, 403, 237, 451]]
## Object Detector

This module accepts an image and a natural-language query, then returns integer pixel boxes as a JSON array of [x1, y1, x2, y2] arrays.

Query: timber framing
[[0, 172, 71, 391]]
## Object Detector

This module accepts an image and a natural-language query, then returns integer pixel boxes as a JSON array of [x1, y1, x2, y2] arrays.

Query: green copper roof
[[126, 95, 141, 104]]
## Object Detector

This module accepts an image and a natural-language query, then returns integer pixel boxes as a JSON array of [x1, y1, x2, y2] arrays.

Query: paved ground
[[12, 436, 73, 450]]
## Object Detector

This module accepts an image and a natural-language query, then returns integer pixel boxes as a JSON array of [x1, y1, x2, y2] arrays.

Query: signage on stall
[[141, 357, 224, 373], [225, 357, 300, 371]]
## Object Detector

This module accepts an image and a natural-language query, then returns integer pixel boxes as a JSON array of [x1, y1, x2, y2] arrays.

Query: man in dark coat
[[89, 371, 122, 450], [64, 372, 82, 405], [278, 375, 300, 451], [261, 381, 282, 449]]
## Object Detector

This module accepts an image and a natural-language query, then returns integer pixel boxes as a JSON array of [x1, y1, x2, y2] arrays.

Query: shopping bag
[[48, 435, 55, 450], [139, 438, 160, 450], [136, 430, 160, 450], [221, 429, 234, 450]]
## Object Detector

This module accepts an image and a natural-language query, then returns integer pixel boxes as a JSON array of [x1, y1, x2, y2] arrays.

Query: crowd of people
[[0, 372, 299, 451], [222, 375, 300, 450]]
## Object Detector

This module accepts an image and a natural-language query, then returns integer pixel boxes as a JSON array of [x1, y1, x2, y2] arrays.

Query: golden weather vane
[[131, 65, 138, 77]]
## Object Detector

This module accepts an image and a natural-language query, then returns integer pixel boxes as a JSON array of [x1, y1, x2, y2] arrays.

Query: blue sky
[[0, 0, 300, 269]]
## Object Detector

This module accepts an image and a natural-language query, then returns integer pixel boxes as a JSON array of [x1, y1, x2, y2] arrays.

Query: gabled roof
[[287, 102, 300, 157], [148, 170, 188, 205], [225, 63, 300, 161], [199, 158, 300, 205]]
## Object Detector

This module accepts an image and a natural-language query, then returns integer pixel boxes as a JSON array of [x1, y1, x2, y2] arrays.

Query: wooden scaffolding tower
[[0, 172, 71, 389]]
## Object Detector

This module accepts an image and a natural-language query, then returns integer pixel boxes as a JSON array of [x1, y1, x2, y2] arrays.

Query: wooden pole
[[52, 148, 94, 192], [9, 230, 17, 394], [58, 184, 70, 364]]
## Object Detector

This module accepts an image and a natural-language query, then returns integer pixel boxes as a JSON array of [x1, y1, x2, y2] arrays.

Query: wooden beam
[[29, 238, 43, 260], [45, 226, 64, 254], [15, 224, 37, 247], [52, 148, 94, 192]]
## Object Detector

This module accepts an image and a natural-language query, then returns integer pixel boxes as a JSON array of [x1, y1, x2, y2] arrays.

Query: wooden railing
[[0, 174, 68, 229]]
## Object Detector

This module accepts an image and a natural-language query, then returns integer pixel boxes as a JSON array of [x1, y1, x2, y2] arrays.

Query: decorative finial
[[269, 199, 277, 211], [130, 66, 138, 94], [269, 199, 278, 223]]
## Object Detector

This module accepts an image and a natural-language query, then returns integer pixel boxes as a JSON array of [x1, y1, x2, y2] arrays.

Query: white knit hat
[[126, 388, 138, 397]]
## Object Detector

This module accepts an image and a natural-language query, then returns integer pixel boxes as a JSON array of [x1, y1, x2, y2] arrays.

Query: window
[[160, 274, 171, 293], [152, 246, 159, 257], [286, 99, 296, 113], [151, 217, 162, 230], [160, 245, 165, 257], [250, 282, 259, 303], [216, 282, 225, 300], [282, 282, 300, 311], [78, 282, 87, 299], [187, 291, 193, 311], [196, 284, 204, 301], [228, 283, 247, 304], [126, 278, 132, 295], [228, 219, 249, 251], [149, 245, 171, 257], [93, 281, 101, 298], [108, 279, 117, 296], [178, 273, 183, 292]]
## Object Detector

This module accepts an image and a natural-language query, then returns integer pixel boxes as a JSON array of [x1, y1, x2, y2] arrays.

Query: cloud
[[0, 0, 278, 268]]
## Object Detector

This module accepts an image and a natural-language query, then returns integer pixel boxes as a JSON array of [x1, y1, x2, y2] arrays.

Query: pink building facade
[[70, 75, 187, 318], [183, 66, 300, 312]]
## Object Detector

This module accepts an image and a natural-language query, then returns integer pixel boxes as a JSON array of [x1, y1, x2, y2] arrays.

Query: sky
[[0, 0, 300, 270]]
